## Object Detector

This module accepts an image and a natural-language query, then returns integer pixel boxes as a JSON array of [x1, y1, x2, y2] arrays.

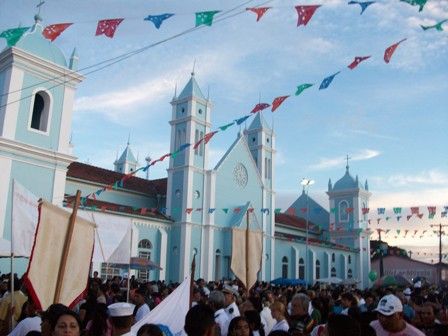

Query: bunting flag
[[246, 7, 271, 22], [235, 115, 251, 125], [275, 208, 281, 214], [171, 143, 191, 158], [396, 229, 401, 235], [251, 103, 270, 113], [287, 208, 296, 216], [385, 216, 390, 221], [368, 219, 371, 224], [417, 213, 423, 219], [377, 208, 385, 215], [385, 229, 390, 234], [185, 208, 193, 214], [421, 19, 448, 31], [193, 131, 218, 150], [234, 207, 241, 214], [0, 27, 30, 46], [144, 13, 174, 29], [331, 208, 336, 214], [348, 1, 376, 15], [261, 208, 270, 214], [410, 206, 419, 214], [377, 218, 381, 224], [208, 208, 216, 214], [248, 208, 254, 213], [195, 11, 220, 27], [396, 216, 401, 221], [428, 213, 435, 219], [407, 215, 412, 221], [347, 56, 371, 69], [319, 72, 340, 90], [222, 208, 229, 214], [95, 18, 124, 38], [295, 5, 321, 26], [42, 23, 72, 41], [271, 96, 290, 112], [427, 206, 436, 214], [400, 0, 427, 12], [140, 208, 147, 215], [384, 38, 407, 63], [362, 207, 370, 214], [295, 83, 314, 96], [195, 208, 202, 212], [442, 211, 447, 218], [393, 207, 402, 214], [346, 207, 354, 213], [219, 122, 235, 131]]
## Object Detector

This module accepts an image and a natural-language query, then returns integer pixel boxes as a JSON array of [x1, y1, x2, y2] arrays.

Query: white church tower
[[166, 72, 212, 281], [114, 139, 138, 174], [0, 15, 83, 241]]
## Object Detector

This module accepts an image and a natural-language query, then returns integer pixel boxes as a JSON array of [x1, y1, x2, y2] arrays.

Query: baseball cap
[[375, 294, 403, 316], [108, 302, 135, 317], [222, 284, 238, 297]]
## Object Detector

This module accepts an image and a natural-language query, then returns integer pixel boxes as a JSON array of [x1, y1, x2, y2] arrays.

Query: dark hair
[[137, 323, 164, 336], [87, 303, 108, 336], [244, 310, 265, 336], [41, 303, 70, 326], [327, 314, 360, 336], [184, 304, 215, 336], [228, 316, 253, 336], [268, 331, 289, 336], [50, 310, 82, 331], [110, 315, 134, 329]]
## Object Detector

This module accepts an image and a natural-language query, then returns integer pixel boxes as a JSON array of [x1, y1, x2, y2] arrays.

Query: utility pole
[[430, 223, 448, 285], [408, 250, 413, 259]]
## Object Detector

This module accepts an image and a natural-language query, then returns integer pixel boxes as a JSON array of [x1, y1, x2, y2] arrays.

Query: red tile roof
[[275, 213, 320, 233], [67, 162, 167, 197]]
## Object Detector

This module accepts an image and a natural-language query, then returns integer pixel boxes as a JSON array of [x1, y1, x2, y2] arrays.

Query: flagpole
[[10, 182, 15, 331], [54, 190, 81, 303], [245, 210, 249, 296], [189, 252, 196, 308], [126, 225, 133, 303]]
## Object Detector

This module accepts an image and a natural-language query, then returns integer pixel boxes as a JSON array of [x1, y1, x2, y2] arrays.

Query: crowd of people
[[0, 271, 447, 336]]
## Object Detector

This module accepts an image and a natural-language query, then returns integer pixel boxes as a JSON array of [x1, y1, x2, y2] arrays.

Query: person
[[288, 293, 315, 336], [269, 301, 288, 332], [228, 317, 252, 336], [8, 299, 40, 336], [244, 310, 264, 336], [414, 303, 448, 336], [222, 285, 240, 321], [260, 292, 275, 336], [184, 304, 217, 336], [209, 290, 230, 336], [40, 304, 71, 336], [133, 288, 150, 323], [108, 302, 135, 336], [137, 324, 163, 336], [85, 303, 111, 336], [50, 310, 81, 336], [370, 294, 425, 336], [324, 314, 360, 336]]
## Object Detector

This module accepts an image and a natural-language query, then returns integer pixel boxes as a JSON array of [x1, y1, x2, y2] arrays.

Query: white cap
[[414, 280, 422, 288], [108, 302, 135, 317], [403, 288, 412, 296], [222, 284, 239, 296], [375, 294, 403, 316]]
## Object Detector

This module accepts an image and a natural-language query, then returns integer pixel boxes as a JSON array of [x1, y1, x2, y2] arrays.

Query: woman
[[270, 301, 289, 332], [228, 317, 253, 336], [85, 303, 112, 336], [51, 310, 81, 336]]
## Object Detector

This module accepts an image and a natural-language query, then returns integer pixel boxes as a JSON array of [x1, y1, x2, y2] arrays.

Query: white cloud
[[310, 149, 380, 170], [372, 169, 448, 188], [350, 129, 399, 141], [370, 187, 448, 208]]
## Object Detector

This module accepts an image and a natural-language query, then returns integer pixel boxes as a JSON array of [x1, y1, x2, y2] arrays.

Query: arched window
[[315, 260, 321, 279], [282, 256, 288, 278], [30, 90, 51, 132], [138, 239, 153, 281], [331, 267, 337, 277], [331, 253, 335, 263], [348, 255, 352, 264], [298, 258, 305, 280], [348, 269, 353, 279], [339, 200, 349, 222], [362, 202, 367, 221], [138, 239, 152, 249]]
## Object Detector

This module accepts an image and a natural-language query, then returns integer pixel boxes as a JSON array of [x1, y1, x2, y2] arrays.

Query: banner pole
[[245, 210, 249, 296], [126, 225, 133, 303]]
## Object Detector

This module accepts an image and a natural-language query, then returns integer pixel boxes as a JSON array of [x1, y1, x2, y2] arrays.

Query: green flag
[[330, 207, 336, 214], [219, 122, 234, 131], [195, 11, 220, 27], [400, 0, 427, 12], [222, 208, 229, 214], [0, 27, 30, 46], [274, 208, 282, 214], [295, 83, 313, 96]]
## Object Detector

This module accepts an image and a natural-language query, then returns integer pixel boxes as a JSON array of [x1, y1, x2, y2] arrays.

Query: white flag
[[12, 180, 39, 257]]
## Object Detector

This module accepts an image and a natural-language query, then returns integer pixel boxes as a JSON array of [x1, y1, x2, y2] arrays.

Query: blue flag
[[319, 72, 340, 90], [144, 13, 174, 29], [348, 1, 376, 15], [235, 115, 251, 125]]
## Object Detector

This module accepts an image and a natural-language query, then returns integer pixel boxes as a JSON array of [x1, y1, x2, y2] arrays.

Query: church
[[0, 16, 372, 288]]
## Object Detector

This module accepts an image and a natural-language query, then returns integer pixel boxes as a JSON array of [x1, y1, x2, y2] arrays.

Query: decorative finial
[[173, 83, 177, 99], [191, 59, 196, 77], [35, 1, 45, 22], [345, 154, 351, 172], [127, 133, 131, 146]]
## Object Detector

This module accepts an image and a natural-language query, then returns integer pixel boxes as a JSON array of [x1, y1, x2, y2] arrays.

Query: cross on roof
[[346, 154, 351, 171]]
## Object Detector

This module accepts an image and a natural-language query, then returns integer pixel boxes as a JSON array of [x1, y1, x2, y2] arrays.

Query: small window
[[181, 107, 185, 113], [198, 109, 202, 114], [267, 138, 269, 143], [348, 255, 352, 264], [331, 267, 337, 277], [331, 253, 335, 263], [348, 269, 353, 279], [298, 258, 305, 280], [316, 260, 321, 279], [282, 256, 288, 278], [138, 239, 152, 249], [252, 137, 256, 142], [30, 91, 50, 132]]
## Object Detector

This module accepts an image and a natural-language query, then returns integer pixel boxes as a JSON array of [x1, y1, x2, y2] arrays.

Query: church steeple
[[114, 137, 138, 174]]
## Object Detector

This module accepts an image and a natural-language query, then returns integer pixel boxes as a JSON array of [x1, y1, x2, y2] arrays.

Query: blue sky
[[2, 0, 447, 260]]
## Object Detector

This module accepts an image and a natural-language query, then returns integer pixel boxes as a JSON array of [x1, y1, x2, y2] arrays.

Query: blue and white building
[[0, 16, 372, 288]]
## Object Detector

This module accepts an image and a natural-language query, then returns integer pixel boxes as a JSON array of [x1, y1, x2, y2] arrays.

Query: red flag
[[295, 5, 321, 26], [185, 208, 193, 214], [251, 103, 270, 113], [410, 206, 419, 214], [140, 208, 147, 215], [234, 207, 241, 213], [417, 214, 423, 219], [346, 207, 354, 213], [95, 18, 124, 38], [407, 215, 412, 221], [427, 206, 436, 214], [347, 56, 371, 69], [384, 38, 407, 63], [362, 207, 370, 214], [42, 23, 72, 41], [193, 131, 218, 150], [248, 208, 254, 213], [271, 96, 289, 112], [246, 7, 271, 22]]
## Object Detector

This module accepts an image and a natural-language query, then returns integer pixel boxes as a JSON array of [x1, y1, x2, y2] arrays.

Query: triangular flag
[[346, 207, 354, 213], [407, 215, 412, 221], [251, 103, 270, 113], [42, 23, 72, 41], [421, 19, 448, 32], [400, 0, 427, 12], [396, 216, 401, 221], [223, 208, 229, 214], [95, 18, 124, 38], [295, 83, 314, 96], [219, 122, 235, 131], [347, 56, 371, 69], [319, 72, 340, 90], [348, 1, 376, 15], [208, 208, 216, 214], [331, 207, 336, 214], [393, 207, 402, 214], [362, 208, 370, 214], [140, 208, 147, 215], [417, 214, 423, 219], [377, 208, 385, 215], [271, 96, 289, 112], [185, 208, 193, 214], [246, 7, 271, 22], [410, 206, 419, 214], [295, 5, 321, 26], [384, 39, 407, 63], [235, 115, 251, 125], [274, 208, 281, 214], [0, 27, 30, 46], [195, 11, 220, 27], [234, 207, 241, 214], [144, 13, 174, 29]]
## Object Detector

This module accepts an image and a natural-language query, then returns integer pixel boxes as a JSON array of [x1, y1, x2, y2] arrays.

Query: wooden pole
[[53, 190, 81, 303], [189, 253, 196, 308], [245, 210, 249, 297]]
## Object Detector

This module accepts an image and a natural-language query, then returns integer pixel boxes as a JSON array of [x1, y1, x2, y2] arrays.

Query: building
[[0, 15, 372, 287]]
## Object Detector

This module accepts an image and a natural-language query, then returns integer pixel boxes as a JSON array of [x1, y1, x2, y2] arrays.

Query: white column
[[52, 167, 68, 205], [58, 87, 76, 154], [158, 228, 167, 281], [0, 157, 12, 236], [0, 66, 24, 139]]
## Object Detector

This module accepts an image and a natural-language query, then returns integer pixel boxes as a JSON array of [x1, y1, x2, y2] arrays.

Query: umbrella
[[341, 278, 360, 286], [374, 275, 411, 288], [270, 278, 306, 286], [316, 277, 342, 284]]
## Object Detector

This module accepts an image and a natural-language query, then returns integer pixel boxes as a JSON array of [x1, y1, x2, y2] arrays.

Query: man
[[370, 294, 425, 336], [209, 290, 230, 336], [288, 293, 315, 336], [132, 287, 150, 323], [108, 302, 135, 336], [222, 285, 240, 320], [185, 304, 217, 336], [414, 303, 448, 336]]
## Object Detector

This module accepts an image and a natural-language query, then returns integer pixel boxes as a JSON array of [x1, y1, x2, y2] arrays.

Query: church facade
[[0, 17, 372, 288]]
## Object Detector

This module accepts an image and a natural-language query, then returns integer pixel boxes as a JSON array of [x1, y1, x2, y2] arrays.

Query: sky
[[1, 0, 447, 261]]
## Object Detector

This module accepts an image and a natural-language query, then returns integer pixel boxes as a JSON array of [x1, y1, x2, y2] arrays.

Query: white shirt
[[135, 303, 150, 322], [260, 306, 276, 335], [271, 319, 289, 332], [225, 302, 240, 320], [8, 316, 41, 336], [215, 308, 231, 336]]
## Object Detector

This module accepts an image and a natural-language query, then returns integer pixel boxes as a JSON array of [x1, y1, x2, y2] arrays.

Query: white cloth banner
[[78, 210, 131, 263], [12, 180, 39, 257], [131, 275, 191, 336]]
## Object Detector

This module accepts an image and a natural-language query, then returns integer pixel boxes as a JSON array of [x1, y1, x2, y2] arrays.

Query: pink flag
[[185, 208, 193, 214], [347, 56, 371, 69], [251, 103, 270, 113], [410, 206, 419, 214], [96, 18, 124, 38], [140, 208, 147, 215], [271, 95, 290, 112], [407, 215, 412, 221], [384, 38, 407, 63], [427, 206, 436, 214], [362, 207, 370, 214], [43, 23, 72, 41], [193, 131, 218, 150], [295, 5, 321, 26], [246, 7, 271, 21], [346, 207, 354, 213]]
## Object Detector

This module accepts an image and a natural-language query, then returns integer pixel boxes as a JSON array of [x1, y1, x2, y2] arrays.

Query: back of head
[[137, 323, 164, 336], [291, 293, 310, 313], [184, 304, 215, 336], [327, 314, 360, 336], [209, 290, 225, 310]]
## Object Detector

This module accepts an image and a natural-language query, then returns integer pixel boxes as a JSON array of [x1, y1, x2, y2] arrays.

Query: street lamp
[[301, 178, 314, 288]]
